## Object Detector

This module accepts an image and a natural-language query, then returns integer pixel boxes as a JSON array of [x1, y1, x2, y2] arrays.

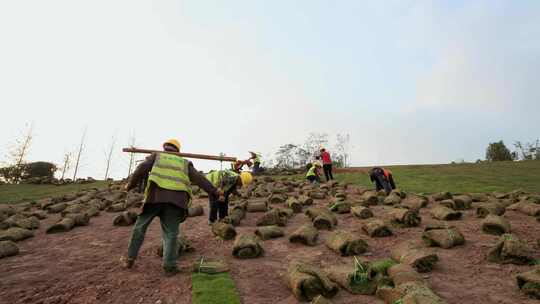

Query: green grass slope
[[0, 181, 108, 204], [335, 160, 540, 194]]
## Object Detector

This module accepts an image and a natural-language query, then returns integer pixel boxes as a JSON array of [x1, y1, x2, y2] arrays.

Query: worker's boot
[[120, 256, 135, 269]]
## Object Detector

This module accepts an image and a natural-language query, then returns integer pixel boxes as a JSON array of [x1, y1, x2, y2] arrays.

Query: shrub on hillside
[[0, 162, 57, 184], [486, 141, 514, 162]]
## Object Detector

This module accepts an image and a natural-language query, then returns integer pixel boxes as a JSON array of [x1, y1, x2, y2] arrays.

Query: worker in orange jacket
[[369, 167, 396, 194]]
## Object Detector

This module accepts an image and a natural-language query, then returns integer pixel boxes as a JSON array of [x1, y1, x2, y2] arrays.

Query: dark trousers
[[209, 196, 229, 223], [127, 203, 186, 269], [323, 164, 333, 181], [307, 175, 320, 184], [252, 162, 262, 175], [374, 174, 396, 194]]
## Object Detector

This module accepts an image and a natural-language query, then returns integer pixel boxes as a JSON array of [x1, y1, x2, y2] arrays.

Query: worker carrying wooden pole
[[120, 138, 227, 276], [122, 147, 237, 162]]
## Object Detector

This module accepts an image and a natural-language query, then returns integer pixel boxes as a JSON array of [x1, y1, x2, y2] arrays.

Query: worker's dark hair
[[320, 148, 326, 152], [163, 143, 179, 152]]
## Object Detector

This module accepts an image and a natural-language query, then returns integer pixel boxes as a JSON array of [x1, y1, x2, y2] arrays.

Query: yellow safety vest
[[206, 170, 239, 193], [306, 165, 317, 177], [254, 154, 262, 164], [144, 153, 192, 206]]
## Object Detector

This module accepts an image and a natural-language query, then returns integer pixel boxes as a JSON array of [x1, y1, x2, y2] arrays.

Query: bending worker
[[231, 159, 252, 173], [122, 139, 222, 276], [369, 167, 396, 194], [206, 169, 253, 224], [306, 162, 322, 184]]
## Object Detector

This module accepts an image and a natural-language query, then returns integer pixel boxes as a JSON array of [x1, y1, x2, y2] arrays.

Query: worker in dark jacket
[[206, 170, 252, 224], [249, 151, 263, 175], [369, 167, 396, 194], [122, 139, 222, 276]]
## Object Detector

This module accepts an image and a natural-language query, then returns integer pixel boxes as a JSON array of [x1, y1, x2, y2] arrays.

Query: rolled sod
[[391, 241, 438, 273], [188, 205, 204, 217], [232, 234, 264, 259], [285, 262, 339, 301], [223, 208, 245, 227], [389, 208, 421, 227], [481, 214, 511, 235], [430, 205, 462, 221], [422, 225, 465, 249], [387, 263, 424, 286], [362, 218, 392, 237], [516, 266, 540, 299], [4, 214, 40, 230], [487, 234, 534, 265], [475, 201, 506, 218], [256, 209, 288, 227], [246, 200, 268, 212], [113, 211, 138, 226], [0, 240, 19, 259], [329, 201, 351, 214], [325, 230, 368, 256], [306, 207, 337, 230], [351, 206, 373, 219], [383, 193, 402, 205], [0, 227, 34, 242], [286, 197, 303, 213], [254, 225, 284, 240], [212, 222, 237, 240], [46, 218, 76, 234], [289, 224, 319, 246]]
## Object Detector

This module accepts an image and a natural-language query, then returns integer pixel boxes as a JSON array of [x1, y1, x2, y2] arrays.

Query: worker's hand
[[217, 189, 225, 201], [123, 184, 129, 192]]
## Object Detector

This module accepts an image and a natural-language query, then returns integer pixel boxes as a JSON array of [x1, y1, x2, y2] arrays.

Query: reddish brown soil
[[1, 188, 539, 304]]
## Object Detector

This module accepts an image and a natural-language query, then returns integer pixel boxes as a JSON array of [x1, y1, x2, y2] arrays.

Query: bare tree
[[127, 135, 136, 176], [104, 135, 117, 180], [334, 133, 351, 167], [6, 122, 34, 165], [72, 128, 87, 181], [3, 122, 34, 183], [60, 151, 73, 180], [514, 140, 540, 160], [303, 132, 329, 156]]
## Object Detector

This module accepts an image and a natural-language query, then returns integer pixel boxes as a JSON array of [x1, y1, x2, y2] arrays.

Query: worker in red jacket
[[320, 148, 334, 181], [369, 167, 396, 194]]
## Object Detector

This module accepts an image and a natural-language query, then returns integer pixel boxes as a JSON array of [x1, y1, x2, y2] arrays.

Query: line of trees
[[0, 123, 142, 184], [485, 140, 540, 162], [270, 132, 352, 169]]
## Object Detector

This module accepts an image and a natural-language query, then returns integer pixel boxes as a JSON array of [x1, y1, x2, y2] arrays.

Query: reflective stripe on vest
[[206, 170, 239, 193], [144, 153, 192, 206]]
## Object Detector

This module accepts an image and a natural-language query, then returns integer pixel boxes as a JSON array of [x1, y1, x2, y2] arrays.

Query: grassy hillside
[[0, 181, 109, 204], [1, 161, 538, 204], [334, 160, 540, 194]]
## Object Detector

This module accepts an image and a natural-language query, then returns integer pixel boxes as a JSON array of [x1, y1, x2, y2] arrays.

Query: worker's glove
[[217, 189, 225, 201]]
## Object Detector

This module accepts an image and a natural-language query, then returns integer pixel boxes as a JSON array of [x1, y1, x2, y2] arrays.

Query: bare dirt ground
[[1, 187, 539, 304]]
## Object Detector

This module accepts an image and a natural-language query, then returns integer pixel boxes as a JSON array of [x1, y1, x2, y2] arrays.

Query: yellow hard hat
[[164, 139, 181, 151], [240, 171, 253, 186]]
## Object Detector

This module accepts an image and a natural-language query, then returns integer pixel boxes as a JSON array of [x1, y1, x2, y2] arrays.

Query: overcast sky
[[1, 0, 539, 179]]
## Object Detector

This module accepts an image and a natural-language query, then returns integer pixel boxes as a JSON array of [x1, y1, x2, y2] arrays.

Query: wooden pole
[[122, 147, 237, 162]]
